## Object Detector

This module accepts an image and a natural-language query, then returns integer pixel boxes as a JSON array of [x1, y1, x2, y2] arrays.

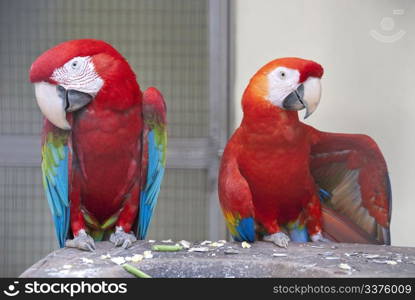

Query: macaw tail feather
[[83, 211, 118, 241]]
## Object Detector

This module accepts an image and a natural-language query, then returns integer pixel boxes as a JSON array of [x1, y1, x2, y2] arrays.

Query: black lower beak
[[57, 85, 93, 112], [282, 84, 305, 111]]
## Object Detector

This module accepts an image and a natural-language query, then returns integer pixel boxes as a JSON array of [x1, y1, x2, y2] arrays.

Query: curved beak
[[34, 82, 93, 130], [282, 77, 321, 119]]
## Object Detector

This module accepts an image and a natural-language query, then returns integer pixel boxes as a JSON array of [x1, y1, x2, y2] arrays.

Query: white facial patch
[[51, 56, 104, 96], [267, 67, 300, 107]]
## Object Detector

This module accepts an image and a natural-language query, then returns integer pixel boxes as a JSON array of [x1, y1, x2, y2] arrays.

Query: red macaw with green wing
[[30, 39, 167, 250]]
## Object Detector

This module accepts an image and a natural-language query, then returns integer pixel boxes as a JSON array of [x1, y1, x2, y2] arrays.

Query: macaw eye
[[279, 71, 286, 80], [71, 61, 78, 69]]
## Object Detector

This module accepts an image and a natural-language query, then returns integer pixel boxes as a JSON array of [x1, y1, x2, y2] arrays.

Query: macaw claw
[[310, 232, 331, 243], [110, 226, 137, 249], [263, 232, 290, 248], [65, 230, 96, 251]]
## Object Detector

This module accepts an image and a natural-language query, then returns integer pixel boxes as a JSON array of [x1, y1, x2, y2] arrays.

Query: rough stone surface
[[20, 241, 415, 278]]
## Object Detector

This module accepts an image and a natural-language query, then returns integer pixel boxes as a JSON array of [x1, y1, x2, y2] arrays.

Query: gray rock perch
[[20, 241, 415, 278]]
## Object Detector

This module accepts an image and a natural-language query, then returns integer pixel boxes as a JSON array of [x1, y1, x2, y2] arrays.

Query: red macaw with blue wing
[[219, 58, 391, 247]]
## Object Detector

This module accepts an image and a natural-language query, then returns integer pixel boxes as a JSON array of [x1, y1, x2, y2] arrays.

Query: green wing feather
[[138, 87, 167, 239], [41, 127, 70, 247]]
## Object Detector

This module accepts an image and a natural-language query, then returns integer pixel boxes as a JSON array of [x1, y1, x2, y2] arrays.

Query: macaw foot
[[110, 226, 137, 249], [310, 232, 331, 243], [263, 232, 290, 248], [65, 229, 96, 251]]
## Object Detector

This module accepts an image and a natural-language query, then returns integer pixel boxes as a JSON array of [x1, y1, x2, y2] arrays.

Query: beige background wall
[[232, 0, 415, 246]]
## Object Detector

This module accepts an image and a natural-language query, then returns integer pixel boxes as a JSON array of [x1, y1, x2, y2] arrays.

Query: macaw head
[[244, 57, 324, 119], [29, 39, 140, 130]]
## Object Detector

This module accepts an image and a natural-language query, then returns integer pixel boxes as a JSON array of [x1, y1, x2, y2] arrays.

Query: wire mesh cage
[[0, 0, 226, 277]]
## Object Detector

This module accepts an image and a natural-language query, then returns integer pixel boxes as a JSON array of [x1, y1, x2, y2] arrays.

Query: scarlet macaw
[[219, 57, 391, 247], [29, 39, 167, 250]]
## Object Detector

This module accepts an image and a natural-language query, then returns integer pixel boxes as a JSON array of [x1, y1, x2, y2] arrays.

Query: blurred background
[[0, 0, 414, 277]]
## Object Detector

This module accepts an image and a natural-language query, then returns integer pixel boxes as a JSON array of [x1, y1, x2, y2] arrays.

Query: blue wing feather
[[285, 188, 331, 242], [138, 130, 165, 239], [42, 137, 70, 248], [234, 217, 255, 242]]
